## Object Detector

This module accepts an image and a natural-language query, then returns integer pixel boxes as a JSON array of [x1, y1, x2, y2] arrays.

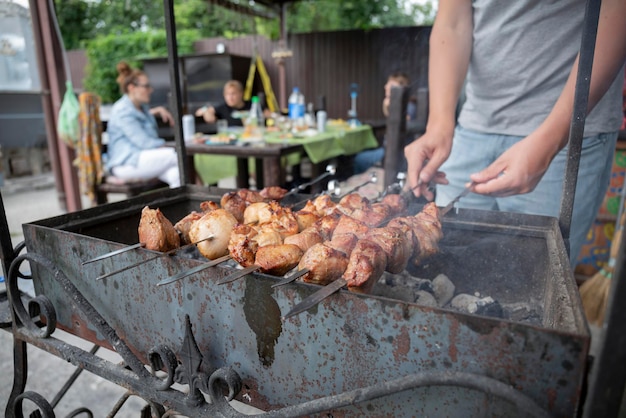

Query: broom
[[579, 182, 626, 326]]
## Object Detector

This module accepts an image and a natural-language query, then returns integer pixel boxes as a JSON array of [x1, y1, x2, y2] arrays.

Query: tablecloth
[[194, 125, 378, 185]]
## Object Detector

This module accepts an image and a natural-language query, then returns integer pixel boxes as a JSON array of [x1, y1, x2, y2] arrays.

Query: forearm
[[426, 0, 473, 137]]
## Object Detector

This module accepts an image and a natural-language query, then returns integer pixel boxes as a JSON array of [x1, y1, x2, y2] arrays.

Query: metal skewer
[[283, 164, 336, 198], [217, 264, 261, 285], [287, 175, 341, 209], [440, 182, 475, 216], [94, 236, 213, 281], [82, 242, 146, 265], [156, 254, 232, 286], [271, 268, 310, 288], [338, 171, 378, 197], [282, 278, 347, 320]]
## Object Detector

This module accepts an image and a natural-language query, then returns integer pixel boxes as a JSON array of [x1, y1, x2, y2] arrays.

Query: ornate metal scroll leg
[[5, 336, 28, 418]]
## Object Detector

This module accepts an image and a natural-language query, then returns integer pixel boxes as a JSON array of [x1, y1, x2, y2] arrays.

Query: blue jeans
[[353, 147, 384, 174], [436, 125, 618, 268]]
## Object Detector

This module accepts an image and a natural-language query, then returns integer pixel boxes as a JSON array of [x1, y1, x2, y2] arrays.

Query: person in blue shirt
[[105, 61, 180, 187]]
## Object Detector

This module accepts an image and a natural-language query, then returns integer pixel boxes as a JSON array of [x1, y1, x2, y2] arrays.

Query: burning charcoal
[[414, 290, 437, 307], [432, 273, 455, 307]]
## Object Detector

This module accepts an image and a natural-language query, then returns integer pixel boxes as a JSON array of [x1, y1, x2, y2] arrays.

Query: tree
[[54, 0, 435, 49]]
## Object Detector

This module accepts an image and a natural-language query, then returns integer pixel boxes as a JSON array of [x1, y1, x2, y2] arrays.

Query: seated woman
[[195, 80, 251, 127], [106, 61, 180, 188]]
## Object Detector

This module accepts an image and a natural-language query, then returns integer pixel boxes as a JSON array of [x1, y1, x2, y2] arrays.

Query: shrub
[[83, 29, 198, 104]]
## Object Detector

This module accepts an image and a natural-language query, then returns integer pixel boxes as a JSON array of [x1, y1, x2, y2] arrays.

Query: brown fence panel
[[67, 26, 431, 121]]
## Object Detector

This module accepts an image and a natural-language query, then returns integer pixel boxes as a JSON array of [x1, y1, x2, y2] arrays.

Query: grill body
[[20, 186, 589, 417]]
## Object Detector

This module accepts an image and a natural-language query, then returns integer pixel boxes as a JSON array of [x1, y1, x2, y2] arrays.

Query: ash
[[371, 271, 542, 325]]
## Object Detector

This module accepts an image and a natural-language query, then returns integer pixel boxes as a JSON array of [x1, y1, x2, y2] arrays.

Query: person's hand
[[404, 129, 453, 200], [469, 133, 555, 196], [150, 106, 174, 126], [382, 97, 391, 117], [196, 106, 216, 123]]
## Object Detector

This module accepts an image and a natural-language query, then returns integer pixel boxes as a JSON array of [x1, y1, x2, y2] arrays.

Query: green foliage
[[57, 0, 437, 102], [53, 0, 95, 50], [285, 0, 423, 33], [83, 29, 198, 104]]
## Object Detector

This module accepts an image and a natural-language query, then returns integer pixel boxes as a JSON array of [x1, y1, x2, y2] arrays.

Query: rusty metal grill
[[1, 185, 588, 417]]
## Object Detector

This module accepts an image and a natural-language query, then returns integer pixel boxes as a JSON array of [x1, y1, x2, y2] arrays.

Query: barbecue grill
[[4, 0, 623, 415], [3, 184, 588, 417]]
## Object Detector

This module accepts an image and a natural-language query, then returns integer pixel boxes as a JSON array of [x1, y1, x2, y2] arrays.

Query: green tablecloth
[[194, 125, 378, 185]]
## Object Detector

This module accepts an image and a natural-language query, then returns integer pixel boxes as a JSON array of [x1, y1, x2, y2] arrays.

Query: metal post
[[162, 0, 190, 186], [31, 0, 82, 212], [557, 0, 600, 255]]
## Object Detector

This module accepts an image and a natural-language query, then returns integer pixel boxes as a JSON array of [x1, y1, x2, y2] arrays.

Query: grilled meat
[[380, 193, 408, 217], [220, 191, 247, 223], [283, 227, 324, 253], [138, 206, 180, 252], [332, 214, 369, 239], [326, 233, 358, 255], [189, 209, 238, 260], [365, 226, 412, 274], [260, 186, 288, 201], [200, 200, 220, 212], [228, 224, 258, 267], [173, 211, 203, 245], [294, 209, 320, 232], [298, 243, 349, 285], [342, 239, 387, 293], [255, 244, 303, 276]]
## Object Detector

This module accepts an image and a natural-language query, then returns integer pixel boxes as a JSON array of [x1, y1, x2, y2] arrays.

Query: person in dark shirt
[[195, 80, 251, 126]]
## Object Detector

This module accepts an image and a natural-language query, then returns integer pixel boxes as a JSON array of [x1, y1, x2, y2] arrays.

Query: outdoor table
[[190, 124, 379, 188]]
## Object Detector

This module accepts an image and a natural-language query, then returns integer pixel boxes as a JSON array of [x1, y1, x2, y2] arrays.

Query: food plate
[[203, 134, 237, 145]]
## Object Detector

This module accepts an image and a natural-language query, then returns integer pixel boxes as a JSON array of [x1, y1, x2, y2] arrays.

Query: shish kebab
[[154, 183, 405, 287], [282, 183, 473, 319], [85, 186, 290, 280]]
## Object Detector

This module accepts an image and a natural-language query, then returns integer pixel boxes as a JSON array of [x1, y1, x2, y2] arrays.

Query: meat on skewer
[[189, 209, 238, 260], [283, 226, 324, 253], [379, 193, 408, 217], [364, 226, 412, 274], [332, 214, 369, 239], [342, 239, 387, 293], [174, 211, 204, 245], [298, 243, 349, 285], [255, 243, 303, 276], [326, 233, 358, 255], [260, 186, 289, 201], [221, 192, 247, 223], [294, 209, 321, 232], [138, 206, 180, 252]]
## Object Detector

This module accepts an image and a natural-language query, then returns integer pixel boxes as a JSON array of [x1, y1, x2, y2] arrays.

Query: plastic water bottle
[[248, 96, 264, 127], [288, 87, 305, 125]]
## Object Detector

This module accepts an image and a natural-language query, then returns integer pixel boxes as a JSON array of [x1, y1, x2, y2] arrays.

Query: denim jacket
[[105, 94, 165, 171]]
